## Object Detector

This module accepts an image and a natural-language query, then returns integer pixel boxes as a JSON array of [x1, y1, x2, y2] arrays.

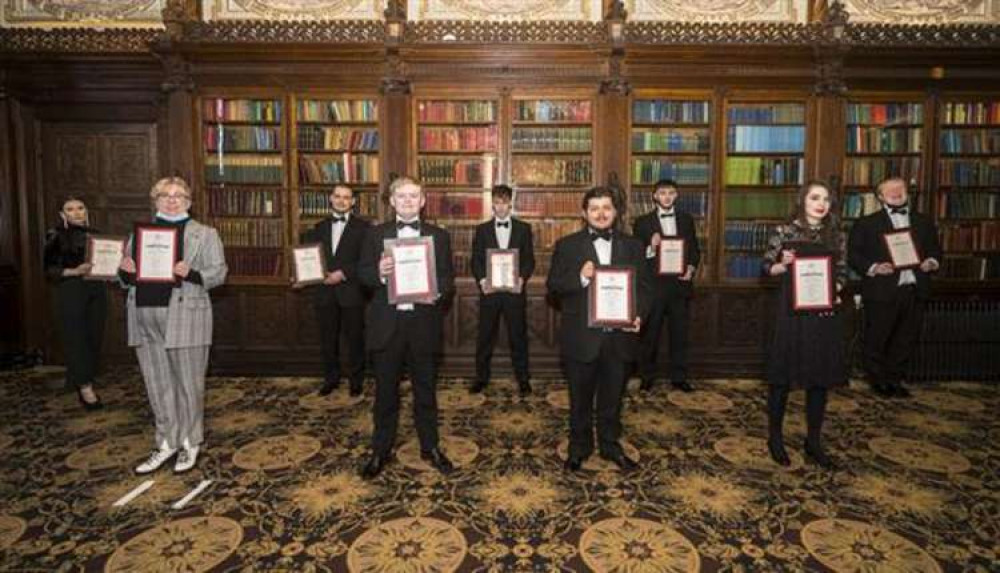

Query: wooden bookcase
[[629, 92, 713, 280], [198, 94, 287, 283], [936, 98, 1000, 280], [721, 98, 808, 281], [291, 94, 383, 240]]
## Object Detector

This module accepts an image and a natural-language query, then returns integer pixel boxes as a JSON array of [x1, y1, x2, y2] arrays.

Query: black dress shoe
[[601, 452, 640, 472], [767, 439, 791, 467], [671, 380, 694, 393], [360, 452, 390, 479], [804, 441, 836, 471], [517, 380, 532, 397], [349, 383, 364, 397], [889, 384, 912, 399], [421, 448, 454, 475], [318, 379, 339, 397], [564, 456, 584, 472], [639, 379, 655, 392], [872, 383, 894, 398], [469, 381, 487, 395], [77, 388, 104, 411]]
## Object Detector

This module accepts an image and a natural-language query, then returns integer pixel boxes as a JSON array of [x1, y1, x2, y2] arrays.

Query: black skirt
[[766, 278, 848, 390]]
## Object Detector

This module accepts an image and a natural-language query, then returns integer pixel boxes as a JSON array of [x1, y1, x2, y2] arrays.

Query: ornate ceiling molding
[[202, 0, 382, 21], [410, 0, 602, 22], [844, 0, 1000, 25], [0, 26, 160, 52], [2, 0, 166, 26], [183, 18, 384, 42], [627, 0, 808, 23], [406, 19, 608, 43]]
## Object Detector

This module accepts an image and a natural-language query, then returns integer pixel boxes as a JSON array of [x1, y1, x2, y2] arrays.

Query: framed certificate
[[85, 235, 126, 281], [135, 224, 179, 283], [791, 256, 834, 312], [292, 243, 326, 286], [883, 230, 921, 269], [385, 236, 438, 304], [587, 266, 636, 329], [486, 248, 519, 292], [657, 238, 686, 276]]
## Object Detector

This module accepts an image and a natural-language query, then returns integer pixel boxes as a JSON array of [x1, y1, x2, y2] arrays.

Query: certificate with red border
[[588, 266, 636, 329], [135, 224, 179, 283], [85, 235, 126, 281], [292, 243, 326, 287], [486, 248, 519, 293], [883, 229, 921, 269], [791, 255, 834, 312], [385, 236, 438, 305], [657, 238, 686, 276]]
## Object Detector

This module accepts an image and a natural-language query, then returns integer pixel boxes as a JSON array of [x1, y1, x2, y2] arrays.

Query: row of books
[[938, 193, 999, 218], [939, 255, 1000, 280], [297, 127, 378, 151], [632, 158, 710, 186], [725, 157, 804, 186], [724, 193, 795, 218], [632, 101, 710, 125], [512, 157, 592, 187], [843, 157, 920, 187], [208, 188, 282, 217], [203, 126, 281, 152], [841, 192, 883, 219], [296, 190, 380, 219], [939, 129, 1000, 155], [514, 100, 591, 123], [205, 156, 284, 184], [941, 102, 1000, 125], [938, 160, 1000, 186], [299, 154, 379, 185], [515, 191, 586, 218], [723, 221, 780, 251], [425, 192, 486, 219], [938, 221, 1000, 251], [298, 100, 377, 123], [629, 191, 709, 218], [418, 101, 496, 123], [203, 99, 281, 123], [529, 219, 583, 250], [214, 219, 285, 248], [227, 250, 283, 277], [419, 125, 498, 152], [631, 128, 710, 153], [846, 127, 923, 154], [448, 225, 476, 252], [511, 127, 592, 152], [727, 126, 805, 153], [725, 254, 765, 278], [846, 103, 923, 126], [727, 104, 805, 125], [419, 158, 493, 186]]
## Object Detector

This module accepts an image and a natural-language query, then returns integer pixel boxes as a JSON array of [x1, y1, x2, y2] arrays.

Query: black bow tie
[[332, 216, 346, 224], [890, 207, 908, 215], [496, 221, 510, 228], [590, 229, 612, 242], [396, 220, 419, 231], [660, 211, 675, 218]]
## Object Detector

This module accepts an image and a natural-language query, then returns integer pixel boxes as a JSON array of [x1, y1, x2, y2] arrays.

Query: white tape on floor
[[112, 480, 155, 507], [172, 479, 212, 510]]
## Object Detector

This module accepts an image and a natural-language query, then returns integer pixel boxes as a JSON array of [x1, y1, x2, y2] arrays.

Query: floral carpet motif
[[0, 368, 996, 571]]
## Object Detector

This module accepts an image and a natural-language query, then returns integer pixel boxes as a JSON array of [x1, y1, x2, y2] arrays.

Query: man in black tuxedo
[[547, 187, 652, 472], [848, 177, 942, 398], [300, 184, 370, 397], [632, 179, 700, 393], [357, 177, 455, 478], [470, 184, 536, 396]]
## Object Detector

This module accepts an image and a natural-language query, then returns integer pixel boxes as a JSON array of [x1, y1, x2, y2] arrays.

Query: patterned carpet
[[0, 368, 997, 572]]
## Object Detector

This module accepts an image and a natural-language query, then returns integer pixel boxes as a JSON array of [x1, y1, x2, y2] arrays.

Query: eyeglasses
[[157, 194, 189, 201]]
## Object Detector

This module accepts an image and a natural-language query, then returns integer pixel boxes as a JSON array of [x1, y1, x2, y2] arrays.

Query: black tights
[[768, 385, 828, 449]]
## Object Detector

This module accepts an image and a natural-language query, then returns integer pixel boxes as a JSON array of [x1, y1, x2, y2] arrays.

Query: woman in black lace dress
[[43, 197, 108, 410], [762, 180, 847, 470]]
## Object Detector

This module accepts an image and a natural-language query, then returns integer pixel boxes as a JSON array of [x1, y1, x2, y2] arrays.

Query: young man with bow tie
[[632, 179, 701, 393], [357, 177, 455, 478], [470, 184, 536, 396], [300, 184, 370, 397], [848, 177, 942, 398], [547, 187, 653, 473]]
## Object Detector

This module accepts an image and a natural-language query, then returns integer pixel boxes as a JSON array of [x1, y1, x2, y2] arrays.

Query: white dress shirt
[[394, 218, 420, 310], [657, 207, 678, 237], [886, 206, 916, 286], [494, 217, 512, 249], [330, 212, 349, 256], [581, 233, 612, 287]]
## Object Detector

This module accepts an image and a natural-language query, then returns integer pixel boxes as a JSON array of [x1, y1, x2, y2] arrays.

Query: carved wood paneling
[[718, 290, 769, 347], [412, 0, 601, 22], [844, 0, 1000, 25], [2, 0, 166, 25], [203, 0, 382, 21], [292, 292, 320, 346], [245, 292, 288, 347], [625, 21, 819, 45], [0, 27, 159, 52], [211, 287, 242, 347], [184, 19, 384, 42], [406, 20, 607, 43], [628, 0, 809, 23]]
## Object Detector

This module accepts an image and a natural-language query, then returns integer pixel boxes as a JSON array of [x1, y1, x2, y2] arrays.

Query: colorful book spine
[[727, 104, 805, 124], [938, 193, 999, 218], [939, 159, 1000, 186], [942, 102, 1000, 125], [846, 103, 923, 125], [841, 192, 883, 218], [424, 192, 484, 219], [725, 254, 766, 278], [727, 126, 805, 153], [213, 218, 284, 248], [511, 127, 592, 152], [843, 157, 920, 187], [514, 100, 591, 123], [632, 101, 710, 124], [208, 188, 282, 217], [632, 128, 710, 152], [203, 99, 282, 123], [418, 125, 498, 152], [204, 155, 284, 184], [297, 127, 379, 151], [940, 129, 1000, 155], [418, 157, 494, 186], [723, 221, 780, 252], [299, 154, 380, 185], [417, 101, 496, 123], [939, 222, 1000, 251], [297, 100, 378, 123], [725, 157, 804, 186], [512, 157, 592, 186], [632, 158, 710, 185], [225, 250, 283, 277], [204, 126, 282, 152], [846, 127, 922, 153]]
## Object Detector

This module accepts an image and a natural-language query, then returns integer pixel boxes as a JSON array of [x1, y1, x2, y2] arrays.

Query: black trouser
[[315, 300, 365, 389], [564, 336, 627, 460], [370, 313, 439, 456], [639, 292, 689, 384], [768, 385, 828, 449], [863, 286, 922, 387], [56, 279, 107, 389], [475, 293, 529, 385]]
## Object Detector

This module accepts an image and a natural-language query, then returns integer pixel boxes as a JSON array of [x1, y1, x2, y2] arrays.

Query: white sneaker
[[135, 443, 177, 475], [174, 443, 199, 473]]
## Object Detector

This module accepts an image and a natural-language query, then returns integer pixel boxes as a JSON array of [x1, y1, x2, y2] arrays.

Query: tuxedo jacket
[[546, 229, 653, 363], [358, 221, 455, 353], [848, 209, 942, 301], [301, 215, 370, 307], [470, 217, 536, 295], [632, 209, 701, 298]]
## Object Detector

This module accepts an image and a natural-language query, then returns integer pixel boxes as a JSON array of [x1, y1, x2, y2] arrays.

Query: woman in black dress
[[762, 180, 847, 470], [43, 196, 108, 410]]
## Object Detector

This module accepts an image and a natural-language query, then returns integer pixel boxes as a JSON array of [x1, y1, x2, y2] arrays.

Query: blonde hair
[[150, 177, 193, 202], [389, 176, 421, 196]]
